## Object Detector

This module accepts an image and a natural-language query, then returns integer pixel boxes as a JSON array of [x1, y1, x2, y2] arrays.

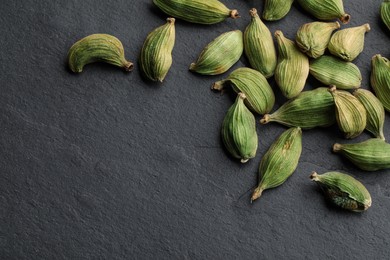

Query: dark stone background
[[1, 0, 390, 259]]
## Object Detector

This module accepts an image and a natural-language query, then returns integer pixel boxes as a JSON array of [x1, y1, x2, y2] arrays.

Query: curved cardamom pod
[[381, 0, 390, 31], [309, 55, 362, 89], [262, 0, 294, 21], [212, 68, 275, 115], [251, 127, 302, 202], [371, 54, 390, 112], [260, 87, 335, 129], [296, 21, 340, 58], [333, 138, 390, 171], [153, 0, 239, 25], [329, 86, 366, 139], [244, 8, 277, 78], [353, 89, 385, 140], [310, 171, 371, 212], [139, 18, 175, 82], [221, 93, 258, 163], [68, 34, 133, 73], [328, 24, 370, 62], [189, 30, 243, 75], [274, 31, 309, 99], [296, 0, 350, 24]]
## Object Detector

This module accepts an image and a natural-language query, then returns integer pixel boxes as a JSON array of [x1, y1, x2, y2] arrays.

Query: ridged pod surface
[[296, 0, 350, 24], [371, 54, 390, 112], [262, 0, 294, 21], [381, 0, 390, 31]]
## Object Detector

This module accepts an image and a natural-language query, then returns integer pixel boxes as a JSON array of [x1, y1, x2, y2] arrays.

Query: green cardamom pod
[[260, 87, 335, 129], [68, 34, 133, 73], [333, 138, 390, 171], [189, 30, 243, 75], [371, 54, 390, 112], [251, 127, 302, 202], [139, 18, 175, 82], [212, 68, 275, 115], [309, 55, 362, 89], [310, 171, 371, 212], [153, 0, 239, 25], [221, 93, 258, 163], [381, 0, 390, 31], [244, 8, 277, 78], [274, 31, 309, 99], [296, 21, 340, 59], [328, 24, 370, 62], [296, 0, 350, 24], [353, 89, 385, 140], [329, 86, 366, 139], [262, 0, 294, 21]]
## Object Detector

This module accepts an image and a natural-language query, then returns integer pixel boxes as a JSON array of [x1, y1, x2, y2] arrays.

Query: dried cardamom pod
[[309, 55, 362, 89], [139, 18, 175, 82], [221, 93, 258, 163], [310, 171, 371, 212], [212, 68, 275, 115], [251, 127, 302, 202], [353, 89, 385, 140], [262, 0, 294, 21], [328, 24, 370, 62], [189, 30, 243, 75], [329, 86, 366, 139], [260, 87, 335, 129], [333, 138, 390, 171], [371, 54, 390, 112], [274, 31, 309, 99], [244, 8, 277, 78], [296, 0, 350, 24], [381, 0, 390, 31], [68, 34, 133, 73], [153, 0, 239, 25], [296, 21, 340, 59]]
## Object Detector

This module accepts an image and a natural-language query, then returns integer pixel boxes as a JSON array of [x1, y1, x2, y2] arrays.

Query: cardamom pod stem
[[381, 0, 390, 31], [262, 0, 294, 21], [296, 0, 350, 24], [371, 54, 390, 112]]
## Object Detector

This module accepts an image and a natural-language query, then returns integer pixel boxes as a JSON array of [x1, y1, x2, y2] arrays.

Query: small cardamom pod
[[371, 54, 390, 112], [353, 89, 385, 140], [221, 93, 258, 163], [262, 0, 294, 21], [296, 21, 340, 59], [274, 31, 309, 99], [381, 0, 390, 31], [296, 0, 350, 24], [153, 0, 239, 25], [189, 30, 243, 75], [251, 127, 302, 202], [328, 24, 370, 62], [309, 55, 362, 89], [310, 171, 372, 212], [333, 138, 390, 171], [329, 86, 366, 139], [68, 34, 133, 73], [212, 68, 275, 115], [244, 8, 277, 78], [260, 87, 335, 129], [139, 18, 175, 82]]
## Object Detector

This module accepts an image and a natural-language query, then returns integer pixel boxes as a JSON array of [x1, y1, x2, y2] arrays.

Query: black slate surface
[[1, 0, 390, 259]]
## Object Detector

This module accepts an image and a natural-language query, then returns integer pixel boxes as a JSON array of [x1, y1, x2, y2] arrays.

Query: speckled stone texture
[[1, 0, 390, 259]]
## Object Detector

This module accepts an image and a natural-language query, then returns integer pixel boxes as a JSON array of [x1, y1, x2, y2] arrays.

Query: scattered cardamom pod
[[328, 24, 370, 62], [309, 55, 362, 89], [153, 0, 239, 25], [251, 127, 302, 202], [139, 18, 175, 82], [381, 0, 390, 31], [329, 86, 366, 139], [68, 34, 133, 73], [221, 93, 258, 163], [296, 0, 350, 24], [189, 30, 243, 75], [296, 21, 340, 59], [212, 68, 275, 115], [274, 31, 309, 99], [262, 0, 294, 21], [260, 87, 335, 129], [310, 171, 371, 212], [333, 138, 390, 171], [353, 89, 385, 140], [371, 54, 390, 112], [244, 8, 277, 78]]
